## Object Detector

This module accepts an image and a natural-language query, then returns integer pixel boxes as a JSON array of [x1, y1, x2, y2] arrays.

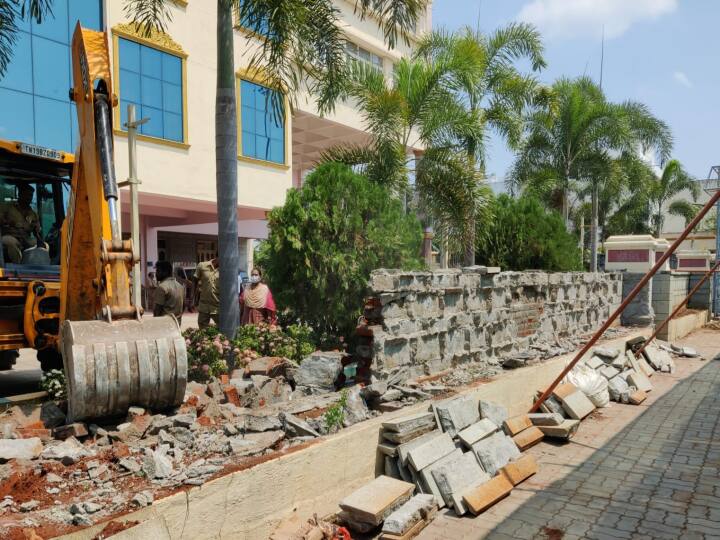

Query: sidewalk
[[417, 328, 720, 540]]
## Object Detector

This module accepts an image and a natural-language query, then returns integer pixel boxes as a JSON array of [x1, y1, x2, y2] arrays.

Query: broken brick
[[220, 374, 229, 385], [463, 474, 513, 515], [629, 390, 647, 405], [500, 454, 538, 486], [112, 442, 130, 460], [223, 385, 241, 407], [197, 416, 215, 427], [503, 415, 532, 436], [16, 427, 51, 441], [53, 423, 88, 440], [512, 426, 544, 451]]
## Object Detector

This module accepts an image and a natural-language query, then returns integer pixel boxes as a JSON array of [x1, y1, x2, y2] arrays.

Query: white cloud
[[517, 0, 677, 40], [673, 71, 693, 88]]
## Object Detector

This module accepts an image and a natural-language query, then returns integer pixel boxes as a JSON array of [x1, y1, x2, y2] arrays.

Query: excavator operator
[[1, 184, 41, 263]]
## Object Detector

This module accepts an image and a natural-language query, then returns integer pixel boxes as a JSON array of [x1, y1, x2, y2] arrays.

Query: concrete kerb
[[56, 329, 651, 540]]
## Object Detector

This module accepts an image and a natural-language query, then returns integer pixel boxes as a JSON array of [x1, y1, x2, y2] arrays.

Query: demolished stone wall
[[362, 268, 623, 377]]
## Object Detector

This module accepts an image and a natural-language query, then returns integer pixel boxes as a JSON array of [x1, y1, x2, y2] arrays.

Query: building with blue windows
[[0, 0, 430, 280]]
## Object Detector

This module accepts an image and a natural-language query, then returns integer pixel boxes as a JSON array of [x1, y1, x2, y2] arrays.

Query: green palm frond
[[668, 200, 699, 226], [353, 0, 428, 49], [123, 0, 172, 34]]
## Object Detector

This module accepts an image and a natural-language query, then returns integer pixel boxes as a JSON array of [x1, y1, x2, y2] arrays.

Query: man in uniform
[[1, 184, 41, 263], [193, 257, 219, 329], [153, 261, 184, 325]]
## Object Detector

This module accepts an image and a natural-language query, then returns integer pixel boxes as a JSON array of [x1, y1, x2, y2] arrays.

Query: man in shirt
[[1, 184, 41, 263], [153, 261, 184, 325], [193, 257, 219, 329]]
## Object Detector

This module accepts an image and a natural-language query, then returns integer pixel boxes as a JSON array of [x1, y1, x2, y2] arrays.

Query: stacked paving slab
[[341, 397, 542, 536]]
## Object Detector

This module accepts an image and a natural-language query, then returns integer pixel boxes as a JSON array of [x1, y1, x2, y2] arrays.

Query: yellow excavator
[[0, 24, 187, 420]]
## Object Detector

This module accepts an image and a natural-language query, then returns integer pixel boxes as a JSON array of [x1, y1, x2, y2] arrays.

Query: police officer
[[1, 184, 40, 264], [153, 261, 185, 324]]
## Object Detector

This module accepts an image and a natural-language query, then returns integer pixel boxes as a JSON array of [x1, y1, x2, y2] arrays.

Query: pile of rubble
[[0, 352, 379, 534]]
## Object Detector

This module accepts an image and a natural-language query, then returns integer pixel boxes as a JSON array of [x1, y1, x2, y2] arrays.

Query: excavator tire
[[61, 316, 187, 421]]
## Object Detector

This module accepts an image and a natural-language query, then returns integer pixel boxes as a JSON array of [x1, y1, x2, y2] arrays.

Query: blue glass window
[[0, 0, 103, 152], [240, 79, 285, 164], [237, 1, 270, 37], [117, 38, 184, 143]]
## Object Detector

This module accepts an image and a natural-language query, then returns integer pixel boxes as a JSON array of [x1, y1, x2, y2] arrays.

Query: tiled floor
[[417, 328, 720, 540]]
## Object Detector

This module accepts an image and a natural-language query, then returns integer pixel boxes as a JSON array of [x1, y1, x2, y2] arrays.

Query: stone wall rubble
[[360, 268, 623, 377]]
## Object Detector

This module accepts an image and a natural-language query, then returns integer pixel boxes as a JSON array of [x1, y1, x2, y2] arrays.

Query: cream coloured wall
[[106, 0, 429, 211], [106, 0, 292, 211]]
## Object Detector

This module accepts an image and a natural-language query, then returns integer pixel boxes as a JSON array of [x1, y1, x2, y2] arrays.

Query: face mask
[[250, 275, 261, 284]]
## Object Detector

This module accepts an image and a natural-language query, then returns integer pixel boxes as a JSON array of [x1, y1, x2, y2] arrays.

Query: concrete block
[[512, 426, 544, 451], [382, 412, 436, 434], [462, 474, 513, 515], [528, 413, 563, 426], [457, 419, 498, 448], [558, 390, 595, 420], [629, 390, 647, 405], [627, 370, 652, 393], [627, 350, 654, 378], [607, 375, 630, 402], [618, 368, 635, 381], [503, 415, 532, 436], [435, 396, 479, 437], [430, 451, 489, 515], [407, 432, 455, 472], [593, 347, 619, 359], [385, 456, 401, 479], [339, 475, 415, 526], [378, 442, 398, 457], [643, 345, 673, 371], [383, 423, 437, 444], [585, 356, 605, 370], [538, 395, 565, 417], [539, 419, 580, 440], [551, 382, 577, 401], [382, 494, 437, 536], [479, 400, 508, 427], [598, 365, 620, 380], [418, 448, 462, 508], [397, 430, 443, 466], [472, 431, 520, 476], [500, 454, 538, 486]]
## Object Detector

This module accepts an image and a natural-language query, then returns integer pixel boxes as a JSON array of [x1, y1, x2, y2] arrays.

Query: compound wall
[[363, 268, 623, 377]]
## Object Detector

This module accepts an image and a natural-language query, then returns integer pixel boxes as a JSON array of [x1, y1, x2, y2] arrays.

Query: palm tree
[[1, 0, 426, 336], [415, 23, 546, 266], [510, 76, 672, 271], [645, 160, 700, 237], [319, 56, 492, 262]]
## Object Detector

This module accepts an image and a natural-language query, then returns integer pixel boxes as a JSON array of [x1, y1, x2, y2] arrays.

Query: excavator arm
[[60, 24, 187, 421]]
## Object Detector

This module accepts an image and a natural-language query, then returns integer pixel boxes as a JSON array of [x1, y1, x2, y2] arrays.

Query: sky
[[431, 0, 720, 188]]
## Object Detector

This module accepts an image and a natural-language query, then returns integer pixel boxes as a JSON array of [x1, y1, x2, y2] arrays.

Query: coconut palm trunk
[[215, 0, 240, 336], [590, 181, 599, 271]]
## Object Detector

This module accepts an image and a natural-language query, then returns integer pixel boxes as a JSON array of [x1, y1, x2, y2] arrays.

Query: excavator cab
[[0, 24, 187, 420]]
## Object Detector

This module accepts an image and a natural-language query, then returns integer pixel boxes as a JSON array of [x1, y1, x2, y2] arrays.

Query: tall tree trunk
[[216, 0, 240, 337], [463, 142, 477, 267], [590, 182, 599, 272], [578, 211, 584, 269]]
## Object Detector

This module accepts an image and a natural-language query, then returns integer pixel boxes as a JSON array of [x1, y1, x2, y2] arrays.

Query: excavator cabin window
[[0, 142, 70, 270]]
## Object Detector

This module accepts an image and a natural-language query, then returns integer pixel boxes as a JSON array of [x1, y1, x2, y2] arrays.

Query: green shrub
[[257, 162, 423, 340], [476, 194, 582, 271]]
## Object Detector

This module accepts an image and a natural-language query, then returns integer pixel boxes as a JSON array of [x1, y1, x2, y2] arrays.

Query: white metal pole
[[125, 104, 146, 311]]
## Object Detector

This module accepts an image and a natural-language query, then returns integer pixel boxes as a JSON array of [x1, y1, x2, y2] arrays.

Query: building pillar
[[144, 221, 158, 284], [245, 238, 255, 272]]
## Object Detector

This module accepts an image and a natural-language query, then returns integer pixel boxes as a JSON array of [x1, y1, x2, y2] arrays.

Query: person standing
[[193, 257, 220, 328], [240, 268, 277, 325], [153, 261, 185, 325]]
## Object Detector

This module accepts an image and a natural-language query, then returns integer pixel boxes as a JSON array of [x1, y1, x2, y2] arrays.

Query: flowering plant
[[40, 369, 67, 401], [182, 327, 232, 382]]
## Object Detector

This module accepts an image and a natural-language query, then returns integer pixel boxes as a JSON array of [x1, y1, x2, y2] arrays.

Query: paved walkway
[[418, 328, 720, 540]]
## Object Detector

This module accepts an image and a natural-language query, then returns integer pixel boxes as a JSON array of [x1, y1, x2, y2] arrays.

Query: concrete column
[[145, 222, 159, 283], [245, 238, 255, 271]]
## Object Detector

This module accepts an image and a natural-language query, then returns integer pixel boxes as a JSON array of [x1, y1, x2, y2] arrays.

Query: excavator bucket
[[61, 316, 187, 421]]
